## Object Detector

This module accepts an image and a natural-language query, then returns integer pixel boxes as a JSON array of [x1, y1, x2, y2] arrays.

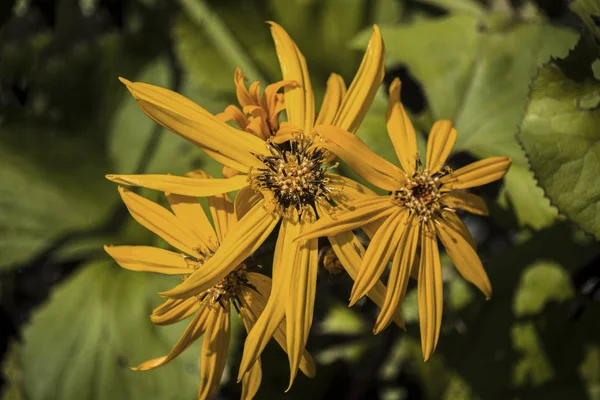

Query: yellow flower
[[105, 22, 401, 389], [104, 177, 316, 399], [298, 78, 512, 361]]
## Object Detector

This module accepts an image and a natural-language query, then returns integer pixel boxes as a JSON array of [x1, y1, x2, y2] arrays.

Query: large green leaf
[[518, 34, 600, 239], [354, 14, 578, 229]]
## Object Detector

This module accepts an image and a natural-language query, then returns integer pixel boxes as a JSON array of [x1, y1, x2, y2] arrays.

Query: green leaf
[[519, 45, 600, 239], [571, 0, 600, 41], [12, 260, 201, 400], [354, 14, 578, 229]]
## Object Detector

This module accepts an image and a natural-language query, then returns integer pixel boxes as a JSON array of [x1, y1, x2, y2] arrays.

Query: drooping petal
[[269, 22, 315, 134], [132, 305, 210, 370], [208, 192, 236, 243], [151, 297, 200, 326], [425, 120, 457, 173], [440, 157, 512, 191], [349, 210, 408, 305], [314, 125, 405, 191], [198, 306, 230, 400], [160, 202, 279, 299], [235, 186, 263, 220], [332, 25, 384, 134], [417, 225, 443, 361], [104, 245, 192, 275], [119, 78, 268, 170], [440, 192, 489, 216], [439, 212, 477, 249], [106, 174, 248, 197], [386, 78, 418, 175], [435, 218, 492, 299], [241, 357, 262, 400], [295, 197, 394, 242], [315, 73, 346, 126], [285, 210, 319, 389], [165, 193, 218, 252], [117, 187, 201, 256], [374, 216, 419, 333]]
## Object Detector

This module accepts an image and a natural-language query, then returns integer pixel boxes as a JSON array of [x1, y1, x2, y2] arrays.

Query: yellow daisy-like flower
[[104, 177, 316, 399], [105, 22, 402, 388], [298, 78, 512, 361]]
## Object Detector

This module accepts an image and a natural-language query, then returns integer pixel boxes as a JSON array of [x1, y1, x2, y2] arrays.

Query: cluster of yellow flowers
[[104, 22, 511, 399]]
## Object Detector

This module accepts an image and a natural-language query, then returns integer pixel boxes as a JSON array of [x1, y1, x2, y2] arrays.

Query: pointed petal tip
[[118, 76, 132, 86]]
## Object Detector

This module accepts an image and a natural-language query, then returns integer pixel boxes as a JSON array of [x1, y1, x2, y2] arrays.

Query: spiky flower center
[[250, 138, 336, 215], [198, 264, 255, 311], [392, 168, 444, 223]]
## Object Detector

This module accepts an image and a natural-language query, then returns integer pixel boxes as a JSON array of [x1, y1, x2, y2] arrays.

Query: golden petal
[[208, 193, 236, 243], [216, 104, 248, 130], [314, 124, 405, 191], [235, 186, 263, 220], [386, 78, 418, 175], [269, 22, 315, 134], [198, 307, 230, 400], [439, 212, 477, 249], [435, 218, 492, 299], [106, 174, 248, 197], [417, 226, 443, 361], [119, 78, 268, 170], [374, 216, 419, 333], [104, 245, 192, 275], [241, 358, 262, 400], [440, 192, 489, 216], [117, 187, 201, 256], [315, 73, 346, 126], [151, 297, 200, 326], [332, 25, 384, 134], [165, 192, 218, 252], [425, 120, 456, 173], [234, 67, 255, 107], [440, 157, 512, 191]]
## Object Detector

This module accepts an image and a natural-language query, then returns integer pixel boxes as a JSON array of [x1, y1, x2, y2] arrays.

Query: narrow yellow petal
[[296, 197, 393, 242], [435, 219, 492, 299], [151, 297, 200, 326], [374, 217, 419, 333], [439, 211, 477, 249], [132, 305, 209, 370], [104, 245, 191, 275], [440, 192, 489, 216], [440, 157, 512, 191], [332, 25, 384, 134], [198, 307, 230, 400], [208, 193, 236, 243], [234, 186, 263, 220], [165, 193, 218, 252], [315, 73, 346, 126], [119, 77, 267, 170], [106, 174, 248, 197], [269, 22, 315, 134], [386, 78, 418, 175], [417, 227, 443, 361], [117, 187, 200, 256], [350, 210, 408, 305], [314, 124, 404, 191], [425, 120, 457, 173], [241, 357, 262, 400], [160, 202, 280, 299], [285, 211, 319, 389]]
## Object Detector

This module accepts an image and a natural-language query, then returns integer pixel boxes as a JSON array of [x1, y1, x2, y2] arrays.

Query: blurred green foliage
[[1, 0, 600, 399]]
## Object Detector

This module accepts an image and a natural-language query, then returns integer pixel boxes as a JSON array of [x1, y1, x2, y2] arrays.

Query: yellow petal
[[198, 307, 230, 400], [119, 77, 267, 170], [234, 67, 255, 108], [269, 22, 315, 134], [440, 157, 512, 191], [208, 192, 236, 243], [386, 78, 418, 175], [241, 357, 262, 400], [160, 202, 280, 299], [285, 211, 319, 389], [151, 297, 200, 326], [314, 125, 404, 191], [332, 25, 384, 134], [117, 187, 200, 256], [425, 120, 456, 173], [235, 186, 263, 220], [104, 245, 191, 275], [237, 219, 298, 381], [417, 226, 443, 361], [296, 197, 393, 242], [165, 193, 218, 252], [435, 219, 492, 299], [106, 174, 248, 197], [350, 210, 408, 305], [440, 192, 489, 216], [132, 305, 209, 370], [315, 73, 346, 126], [374, 216, 419, 333], [216, 104, 248, 130], [440, 212, 477, 249]]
